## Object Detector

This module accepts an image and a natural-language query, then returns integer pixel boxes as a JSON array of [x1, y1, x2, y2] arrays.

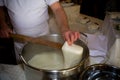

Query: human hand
[[63, 30, 80, 45], [0, 26, 13, 38]]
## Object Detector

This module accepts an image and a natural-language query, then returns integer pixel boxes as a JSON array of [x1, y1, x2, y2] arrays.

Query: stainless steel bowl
[[79, 64, 120, 80], [21, 34, 89, 80]]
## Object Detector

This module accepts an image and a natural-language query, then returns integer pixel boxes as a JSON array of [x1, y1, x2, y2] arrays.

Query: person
[[0, 0, 80, 42], [0, 0, 80, 55], [0, 0, 80, 80]]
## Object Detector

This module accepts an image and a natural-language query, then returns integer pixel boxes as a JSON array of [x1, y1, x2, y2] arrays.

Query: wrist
[[61, 27, 70, 33]]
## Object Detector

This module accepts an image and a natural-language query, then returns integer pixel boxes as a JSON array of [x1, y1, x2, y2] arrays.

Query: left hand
[[63, 30, 80, 45]]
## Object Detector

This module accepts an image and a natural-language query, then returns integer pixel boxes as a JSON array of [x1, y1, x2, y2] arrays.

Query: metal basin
[[20, 34, 89, 80], [79, 64, 120, 80]]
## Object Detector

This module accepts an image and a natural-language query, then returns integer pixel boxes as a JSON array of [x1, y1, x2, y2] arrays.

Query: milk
[[28, 51, 64, 70], [28, 42, 83, 70]]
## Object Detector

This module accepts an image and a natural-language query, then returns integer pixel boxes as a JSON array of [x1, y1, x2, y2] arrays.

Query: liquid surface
[[28, 51, 64, 70], [28, 42, 83, 70]]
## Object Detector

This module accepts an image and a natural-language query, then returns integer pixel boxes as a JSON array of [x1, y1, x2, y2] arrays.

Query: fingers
[[74, 32, 80, 41], [63, 31, 80, 45], [67, 32, 74, 45]]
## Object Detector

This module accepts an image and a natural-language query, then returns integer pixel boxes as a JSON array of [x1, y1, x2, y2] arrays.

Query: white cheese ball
[[62, 41, 83, 68]]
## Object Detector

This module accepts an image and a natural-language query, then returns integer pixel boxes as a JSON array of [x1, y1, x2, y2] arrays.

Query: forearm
[[50, 2, 70, 33], [50, 2, 80, 45]]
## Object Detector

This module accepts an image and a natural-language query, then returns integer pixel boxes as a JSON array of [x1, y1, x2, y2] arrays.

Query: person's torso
[[3, 0, 50, 36]]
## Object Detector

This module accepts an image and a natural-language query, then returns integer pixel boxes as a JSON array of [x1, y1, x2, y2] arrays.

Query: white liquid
[[28, 42, 83, 70], [28, 52, 64, 70], [62, 42, 83, 68]]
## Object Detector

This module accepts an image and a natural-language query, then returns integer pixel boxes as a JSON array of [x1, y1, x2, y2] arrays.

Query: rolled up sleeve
[[45, 0, 59, 6]]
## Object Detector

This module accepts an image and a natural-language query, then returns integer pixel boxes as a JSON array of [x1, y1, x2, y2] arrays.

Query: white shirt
[[0, 0, 59, 37]]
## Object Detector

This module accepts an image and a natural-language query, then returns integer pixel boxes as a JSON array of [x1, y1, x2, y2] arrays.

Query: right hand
[[62, 30, 80, 45], [0, 25, 13, 38]]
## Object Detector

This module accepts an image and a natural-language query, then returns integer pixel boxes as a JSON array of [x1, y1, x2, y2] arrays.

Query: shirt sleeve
[[0, 0, 4, 6], [45, 0, 59, 6]]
